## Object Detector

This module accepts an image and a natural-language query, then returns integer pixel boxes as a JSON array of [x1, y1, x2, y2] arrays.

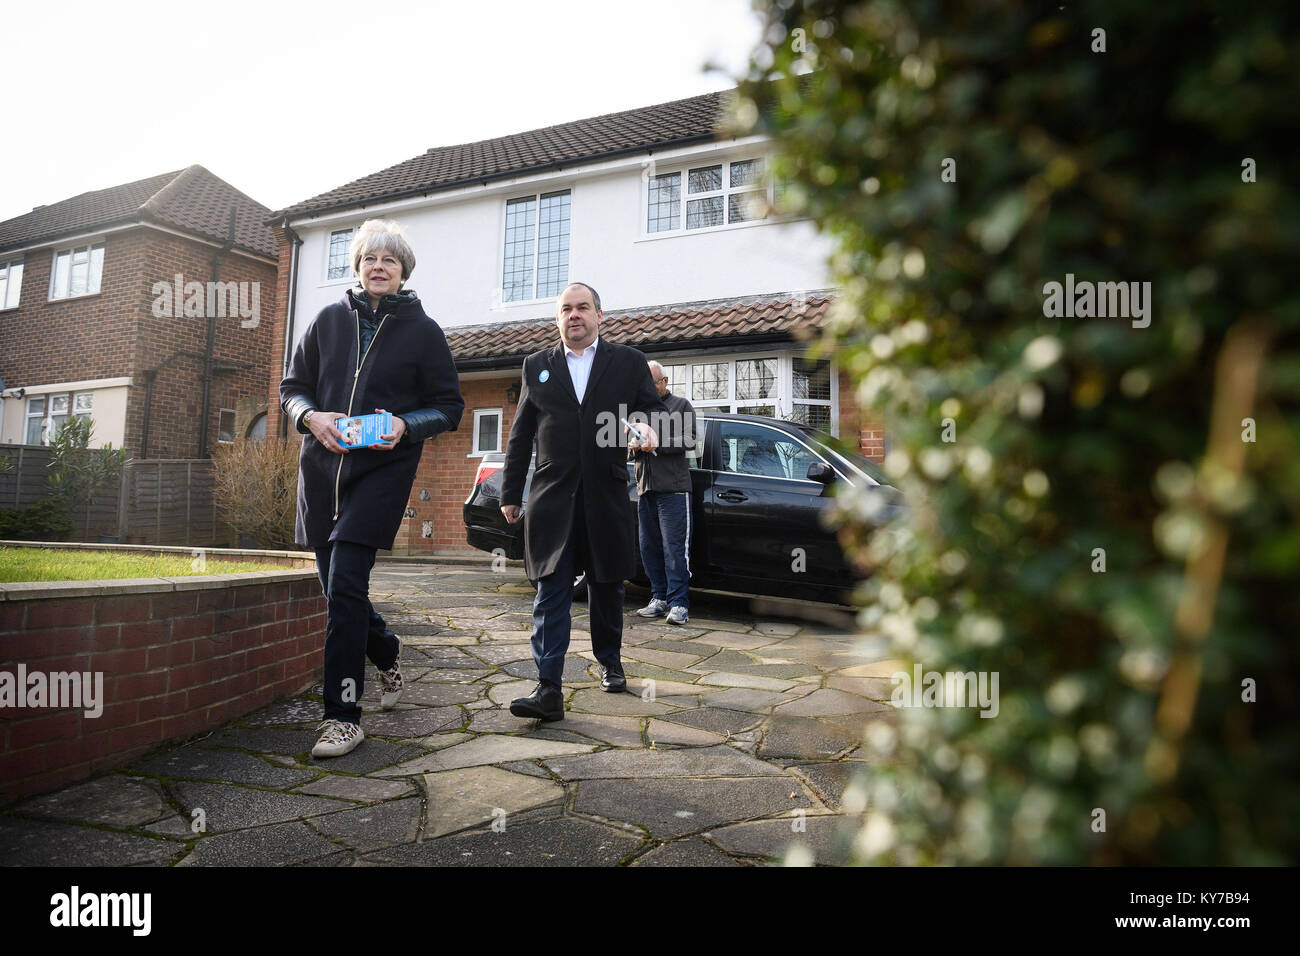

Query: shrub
[[739, 0, 1298, 863], [212, 439, 299, 550], [0, 499, 76, 541]]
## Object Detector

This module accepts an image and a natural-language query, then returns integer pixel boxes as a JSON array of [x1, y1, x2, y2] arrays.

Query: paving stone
[[360, 706, 464, 738], [775, 688, 888, 717], [420, 766, 564, 838], [467, 709, 542, 733], [391, 682, 482, 706], [693, 648, 762, 669], [783, 761, 870, 811], [375, 814, 641, 866], [308, 796, 421, 852], [680, 616, 753, 633], [835, 660, 909, 678], [295, 776, 415, 802], [709, 663, 822, 680], [131, 748, 317, 788], [487, 679, 546, 706], [501, 656, 593, 682], [631, 838, 744, 867], [688, 631, 780, 651], [291, 851, 363, 867], [568, 687, 675, 716], [700, 688, 795, 712], [643, 639, 713, 655], [0, 817, 182, 866], [194, 726, 321, 755], [177, 821, 340, 866], [500, 760, 553, 779], [142, 814, 194, 838], [414, 647, 481, 666], [305, 737, 425, 774], [546, 713, 644, 747], [623, 647, 705, 670], [706, 815, 852, 864], [544, 745, 782, 780], [826, 676, 895, 700], [621, 661, 706, 684], [629, 678, 705, 697], [575, 777, 808, 839], [658, 707, 762, 737], [466, 700, 495, 710], [466, 644, 535, 667], [699, 672, 797, 692], [523, 726, 614, 744], [484, 673, 514, 684], [244, 697, 324, 726], [758, 715, 859, 760], [646, 719, 725, 747], [415, 732, 472, 750], [383, 735, 596, 774], [170, 782, 350, 833], [654, 694, 704, 708], [753, 621, 802, 636], [9, 774, 167, 828]]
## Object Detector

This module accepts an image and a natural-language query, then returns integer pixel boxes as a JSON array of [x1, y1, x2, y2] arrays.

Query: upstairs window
[[644, 158, 774, 235], [49, 242, 103, 300], [502, 190, 570, 303], [0, 260, 22, 309], [327, 228, 354, 281]]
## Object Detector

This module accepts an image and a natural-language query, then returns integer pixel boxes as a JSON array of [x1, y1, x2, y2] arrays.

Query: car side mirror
[[806, 462, 835, 484]]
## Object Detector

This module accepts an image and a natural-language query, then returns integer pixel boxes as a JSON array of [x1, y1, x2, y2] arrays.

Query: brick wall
[[838, 367, 885, 461], [0, 225, 277, 459], [0, 574, 325, 804]]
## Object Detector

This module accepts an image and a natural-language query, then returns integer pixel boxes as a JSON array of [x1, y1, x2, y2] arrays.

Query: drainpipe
[[198, 206, 239, 458], [278, 218, 303, 439]]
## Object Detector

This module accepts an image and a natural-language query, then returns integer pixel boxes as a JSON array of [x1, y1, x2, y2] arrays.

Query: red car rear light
[[474, 462, 502, 486]]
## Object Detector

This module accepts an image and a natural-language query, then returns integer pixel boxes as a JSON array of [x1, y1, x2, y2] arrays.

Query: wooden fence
[[0, 445, 226, 547]]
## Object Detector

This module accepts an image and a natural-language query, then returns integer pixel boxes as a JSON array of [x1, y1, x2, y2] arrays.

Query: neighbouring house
[[0, 165, 278, 458], [266, 88, 883, 556]]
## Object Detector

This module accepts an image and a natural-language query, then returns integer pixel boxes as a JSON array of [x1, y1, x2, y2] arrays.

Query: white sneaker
[[666, 606, 689, 625], [378, 636, 404, 710], [636, 598, 669, 618], [312, 719, 364, 758]]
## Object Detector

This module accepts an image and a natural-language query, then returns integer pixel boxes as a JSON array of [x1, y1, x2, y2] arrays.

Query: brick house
[[0, 165, 278, 458], [266, 89, 883, 555]]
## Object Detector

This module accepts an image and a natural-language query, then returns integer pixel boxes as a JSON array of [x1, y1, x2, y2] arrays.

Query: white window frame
[[497, 188, 573, 307], [47, 241, 104, 301], [0, 258, 23, 310], [24, 395, 46, 445], [217, 408, 237, 444], [469, 407, 503, 457], [25, 390, 95, 445], [639, 157, 780, 240], [654, 349, 838, 437], [323, 227, 357, 285]]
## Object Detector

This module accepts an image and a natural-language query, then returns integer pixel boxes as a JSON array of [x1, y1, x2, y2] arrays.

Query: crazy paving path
[[0, 563, 901, 866]]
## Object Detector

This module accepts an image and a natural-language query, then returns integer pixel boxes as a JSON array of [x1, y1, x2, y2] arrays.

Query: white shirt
[[564, 336, 599, 404]]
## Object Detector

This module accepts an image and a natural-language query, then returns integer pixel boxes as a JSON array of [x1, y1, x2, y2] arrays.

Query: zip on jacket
[[333, 307, 390, 521]]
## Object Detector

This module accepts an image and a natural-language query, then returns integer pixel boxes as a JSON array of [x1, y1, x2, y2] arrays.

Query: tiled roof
[[272, 89, 732, 222], [0, 166, 278, 259], [446, 293, 833, 369]]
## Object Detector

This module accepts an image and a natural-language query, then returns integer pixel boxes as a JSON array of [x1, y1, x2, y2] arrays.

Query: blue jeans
[[315, 541, 399, 725], [637, 490, 691, 610], [530, 486, 625, 685]]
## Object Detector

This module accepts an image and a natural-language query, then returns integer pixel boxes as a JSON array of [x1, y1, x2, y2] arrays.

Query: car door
[[705, 419, 845, 589]]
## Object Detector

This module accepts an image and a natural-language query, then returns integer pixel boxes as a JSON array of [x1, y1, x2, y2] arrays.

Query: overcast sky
[[0, 0, 764, 224]]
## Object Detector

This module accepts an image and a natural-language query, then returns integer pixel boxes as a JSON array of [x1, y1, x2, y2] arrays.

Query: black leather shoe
[[509, 681, 564, 721], [599, 663, 627, 694]]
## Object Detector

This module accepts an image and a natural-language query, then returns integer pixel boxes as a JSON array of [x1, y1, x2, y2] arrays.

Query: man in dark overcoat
[[500, 281, 666, 720]]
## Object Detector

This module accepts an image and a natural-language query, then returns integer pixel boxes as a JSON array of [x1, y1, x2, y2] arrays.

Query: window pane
[[730, 159, 763, 188], [88, 244, 103, 293], [328, 229, 352, 280], [793, 357, 832, 401], [69, 248, 89, 297], [502, 196, 537, 302], [535, 191, 570, 298], [792, 403, 832, 432], [218, 410, 236, 443], [691, 362, 729, 401], [735, 358, 778, 401], [647, 172, 681, 233], [686, 196, 724, 230], [51, 395, 68, 414], [663, 364, 687, 396], [25, 417, 43, 444], [688, 165, 722, 193], [727, 190, 764, 223], [50, 414, 67, 441], [3, 262, 20, 308], [53, 251, 70, 298], [74, 393, 94, 413], [736, 404, 777, 418], [477, 413, 499, 452], [719, 421, 819, 480], [28, 396, 45, 414]]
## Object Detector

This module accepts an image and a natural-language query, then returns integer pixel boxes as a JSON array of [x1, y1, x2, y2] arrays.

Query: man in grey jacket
[[630, 360, 696, 625]]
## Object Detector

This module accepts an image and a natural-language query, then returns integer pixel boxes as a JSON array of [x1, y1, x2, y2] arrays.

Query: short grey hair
[[648, 360, 665, 379], [350, 219, 416, 281], [560, 281, 601, 313]]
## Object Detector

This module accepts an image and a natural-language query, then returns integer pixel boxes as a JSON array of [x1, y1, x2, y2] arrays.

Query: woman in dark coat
[[280, 218, 464, 757]]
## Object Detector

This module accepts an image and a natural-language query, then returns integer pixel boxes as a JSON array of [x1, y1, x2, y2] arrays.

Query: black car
[[463, 412, 904, 604]]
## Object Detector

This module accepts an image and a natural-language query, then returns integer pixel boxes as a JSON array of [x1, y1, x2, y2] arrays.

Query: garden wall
[[0, 567, 325, 804]]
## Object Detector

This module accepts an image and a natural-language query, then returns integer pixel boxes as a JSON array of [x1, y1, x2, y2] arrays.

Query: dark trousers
[[637, 490, 691, 610], [315, 540, 399, 724], [530, 486, 625, 686]]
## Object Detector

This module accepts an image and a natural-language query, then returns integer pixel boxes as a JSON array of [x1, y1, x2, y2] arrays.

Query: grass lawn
[[0, 546, 295, 583]]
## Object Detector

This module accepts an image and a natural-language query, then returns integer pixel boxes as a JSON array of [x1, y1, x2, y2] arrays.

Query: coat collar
[[547, 338, 614, 408]]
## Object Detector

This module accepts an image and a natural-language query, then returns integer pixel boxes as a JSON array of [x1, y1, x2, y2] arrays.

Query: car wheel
[[572, 571, 588, 602]]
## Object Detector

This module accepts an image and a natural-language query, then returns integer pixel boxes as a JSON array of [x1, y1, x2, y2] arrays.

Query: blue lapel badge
[[539, 370, 550, 383]]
